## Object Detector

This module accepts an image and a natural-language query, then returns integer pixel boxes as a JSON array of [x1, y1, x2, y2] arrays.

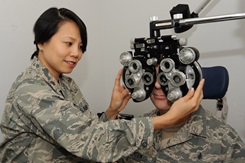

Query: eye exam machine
[[119, 0, 245, 121]]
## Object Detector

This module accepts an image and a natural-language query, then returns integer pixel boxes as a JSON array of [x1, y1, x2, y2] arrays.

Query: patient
[[117, 67, 245, 163]]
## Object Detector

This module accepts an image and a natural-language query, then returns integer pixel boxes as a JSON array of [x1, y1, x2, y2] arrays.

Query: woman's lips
[[65, 61, 77, 68]]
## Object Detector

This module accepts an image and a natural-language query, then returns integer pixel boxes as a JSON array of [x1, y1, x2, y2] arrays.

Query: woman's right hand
[[106, 69, 131, 120], [153, 79, 205, 130]]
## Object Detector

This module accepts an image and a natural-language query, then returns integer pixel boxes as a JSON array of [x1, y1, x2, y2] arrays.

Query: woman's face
[[38, 21, 83, 80]]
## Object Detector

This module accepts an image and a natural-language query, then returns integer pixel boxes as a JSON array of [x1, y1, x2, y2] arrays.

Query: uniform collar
[[154, 105, 207, 138], [31, 57, 62, 92], [154, 105, 207, 150]]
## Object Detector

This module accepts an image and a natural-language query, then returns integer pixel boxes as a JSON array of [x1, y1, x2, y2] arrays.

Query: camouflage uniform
[[0, 57, 154, 163], [117, 106, 245, 163]]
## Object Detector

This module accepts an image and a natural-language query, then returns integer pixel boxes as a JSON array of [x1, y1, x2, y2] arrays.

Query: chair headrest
[[202, 66, 229, 99]]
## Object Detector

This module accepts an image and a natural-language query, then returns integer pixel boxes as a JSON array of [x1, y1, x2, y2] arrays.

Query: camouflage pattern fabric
[[117, 106, 245, 163], [0, 57, 154, 163]]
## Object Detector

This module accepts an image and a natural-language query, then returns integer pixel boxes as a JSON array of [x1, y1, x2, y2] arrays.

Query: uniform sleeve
[[15, 82, 154, 162], [229, 128, 245, 162]]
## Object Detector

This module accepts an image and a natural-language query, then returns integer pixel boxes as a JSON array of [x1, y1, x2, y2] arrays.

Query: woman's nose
[[71, 47, 82, 58]]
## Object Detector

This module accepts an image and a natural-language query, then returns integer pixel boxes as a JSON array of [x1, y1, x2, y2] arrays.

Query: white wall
[[0, 0, 244, 142]]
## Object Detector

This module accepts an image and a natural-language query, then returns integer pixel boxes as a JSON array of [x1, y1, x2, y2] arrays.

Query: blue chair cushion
[[202, 66, 229, 99]]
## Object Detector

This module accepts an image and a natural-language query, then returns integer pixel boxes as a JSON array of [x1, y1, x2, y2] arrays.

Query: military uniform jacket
[[0, 57, 154, 163], [118, 106, 245, 163]]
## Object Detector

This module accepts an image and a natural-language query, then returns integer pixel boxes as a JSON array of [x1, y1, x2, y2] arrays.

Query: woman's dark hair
[[31, 7, 87, 59]]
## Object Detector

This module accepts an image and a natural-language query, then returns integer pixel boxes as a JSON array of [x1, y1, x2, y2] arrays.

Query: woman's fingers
[[114, 69, 123, 88]]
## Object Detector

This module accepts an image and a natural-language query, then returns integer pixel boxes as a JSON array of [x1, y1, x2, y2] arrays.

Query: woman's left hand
[[106, 69, 131, 120]]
